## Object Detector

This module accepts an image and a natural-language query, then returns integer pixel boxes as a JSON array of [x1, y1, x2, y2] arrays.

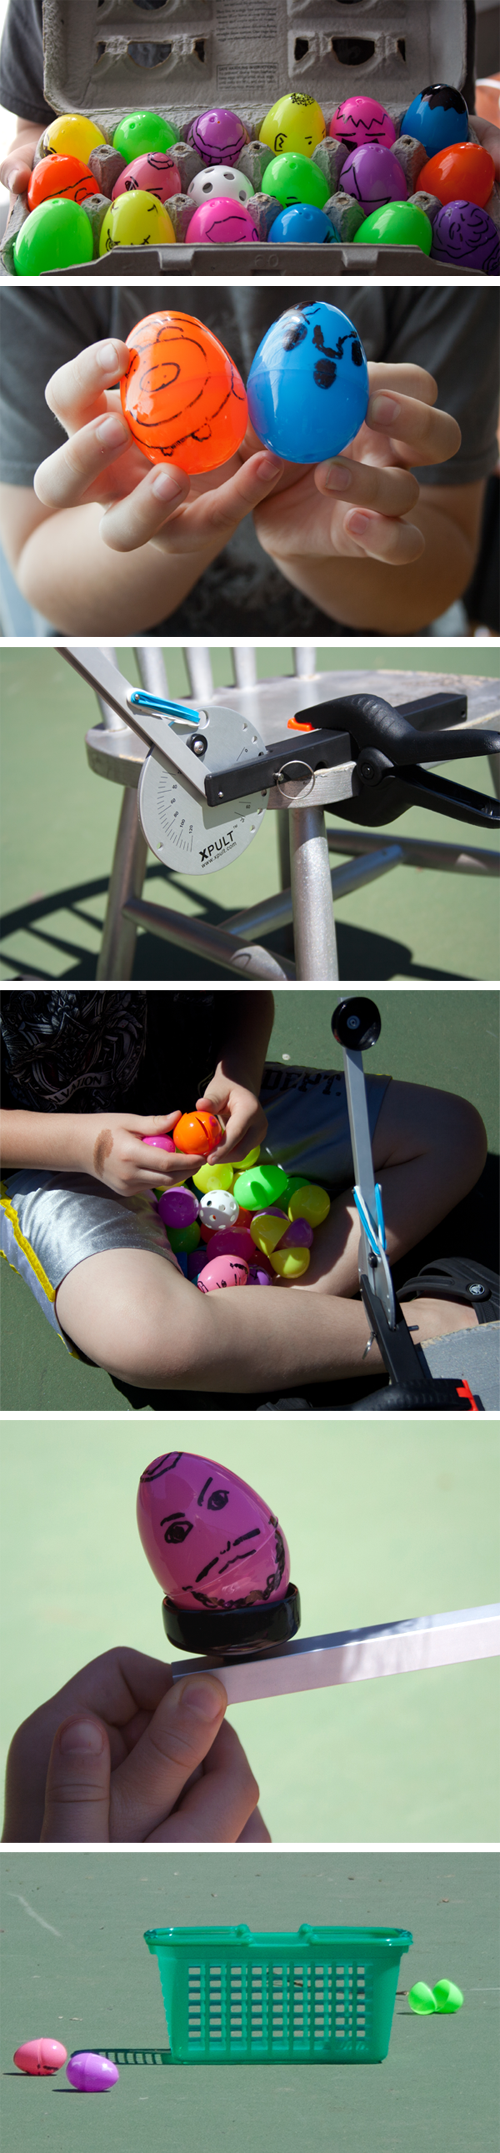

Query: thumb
[[110, 1674, 227, 1841], [40, 1716, 111, 1842]]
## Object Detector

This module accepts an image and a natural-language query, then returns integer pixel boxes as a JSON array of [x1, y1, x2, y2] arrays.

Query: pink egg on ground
[[186, 197, 259, 243], [205, 1228, 256, 1262], [137, 1448, 290, 1605], [197, 1254, 249, 1291], [14, 2039, 67, 2076], [142, 1133, 176, 1153], [329, 96, 396, 150], [341, 143, 407, 212], [157, 1188, 199, 1228], [279, 1218, 314, 1249], [112, 150, 180, 201], [66, 2053, 119, 2092]]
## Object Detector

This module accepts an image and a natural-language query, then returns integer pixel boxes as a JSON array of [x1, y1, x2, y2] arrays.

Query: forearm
[[1, 1109, 90, 1173], [11, 499, 224, 634], [269, 494, 484, 633], [215, 994, 275, 1095]]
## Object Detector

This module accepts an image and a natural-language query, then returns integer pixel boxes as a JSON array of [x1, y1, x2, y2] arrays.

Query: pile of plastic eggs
[[143, 1127, 330, 1291], [9, 84, 499, 275]]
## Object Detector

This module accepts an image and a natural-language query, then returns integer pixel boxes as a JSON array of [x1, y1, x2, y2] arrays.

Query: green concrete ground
[[1, 1852, 498, 2153], [0, 987, 497, 1414], [1, 1420, 499, 1844], [1, 646, 498, 981]]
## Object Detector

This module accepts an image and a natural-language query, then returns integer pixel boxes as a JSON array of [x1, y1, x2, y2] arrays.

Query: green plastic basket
[[144, 1923, 412, 2065]]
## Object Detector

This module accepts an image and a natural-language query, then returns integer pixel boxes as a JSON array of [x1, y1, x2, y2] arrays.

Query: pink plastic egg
[[142, 1132, 176, 1153], [137, 1448, 290, 1604], [329, 96, 396, 150], [186, 198, 259, 243], [197, 1254, 249, 1291], [112, 150, 180, 202], [157, 1188, 199, 1228], [14, 2039, 67, 2076]]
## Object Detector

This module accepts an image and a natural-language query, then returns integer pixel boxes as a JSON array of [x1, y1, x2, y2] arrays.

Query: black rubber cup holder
[[162, 1581, 301, 1655]]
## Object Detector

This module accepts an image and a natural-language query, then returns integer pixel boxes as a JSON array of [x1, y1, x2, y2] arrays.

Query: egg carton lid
[[42, 0, 468, 131]]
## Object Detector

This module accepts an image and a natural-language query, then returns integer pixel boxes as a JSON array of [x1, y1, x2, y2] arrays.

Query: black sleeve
[[0, 0, 55, 127], [0, 289, 118, 484]]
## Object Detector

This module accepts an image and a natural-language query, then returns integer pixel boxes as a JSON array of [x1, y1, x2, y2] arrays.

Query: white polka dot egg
[[188, 164, 254, 206], [199, 1188, 240, 1230]]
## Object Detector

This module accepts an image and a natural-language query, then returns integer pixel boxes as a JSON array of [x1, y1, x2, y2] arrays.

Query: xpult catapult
[[59, 647, 499, 981]]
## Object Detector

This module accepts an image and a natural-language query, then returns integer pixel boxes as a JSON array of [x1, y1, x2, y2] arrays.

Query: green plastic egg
[[265, 152, 329, 211], [232, 1163, 288, 1208], [165, 1220, 200, 1253], [353, 200, 432, 253], [408, 1983, 437, 2015], [13, 196, 94, 274], [113, 111, 178, 163], [433, 1979, 464, 2014]]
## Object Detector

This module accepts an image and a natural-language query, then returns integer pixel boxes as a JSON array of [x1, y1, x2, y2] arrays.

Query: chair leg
[[97, 788, 148, 980], [289, 805, 339, 980]]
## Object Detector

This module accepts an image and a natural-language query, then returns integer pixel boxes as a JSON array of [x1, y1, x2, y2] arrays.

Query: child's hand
[[34, 338, 284, 555], [249, 362, 461, 572], [196, 1081, 268, 1163], [2, 1648, 269, 1844], [0, 122, 40, 198]]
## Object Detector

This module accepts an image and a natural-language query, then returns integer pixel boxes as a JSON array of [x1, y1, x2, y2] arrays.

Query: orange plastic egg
[[419, 141, 494, 206], [120, 309, 248, 473], [173, 1111, 222, 1156], [28, 154, 97, 210]]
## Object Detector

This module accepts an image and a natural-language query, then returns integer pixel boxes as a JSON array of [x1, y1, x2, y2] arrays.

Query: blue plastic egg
[[246, 301, 369, 464], [269, 203, 333, 243], [402, 84, 469, 157]]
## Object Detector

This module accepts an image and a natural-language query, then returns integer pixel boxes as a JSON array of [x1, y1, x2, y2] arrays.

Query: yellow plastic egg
[[230, 1145, 261, 1169], [192, 1162, 235, 1193], [250, 1213, 288, 1254], [99, 191, 176, 253], [288, 1184, 331, 1227], [260, 93, 326, 159], [44, 114, 106, 164], [270, 1246, 311, 1277]]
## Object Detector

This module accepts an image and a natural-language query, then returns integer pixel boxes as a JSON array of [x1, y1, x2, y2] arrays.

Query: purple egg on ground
[[189, 108, 249, 167], [342, 143, 407, 214], [157, 1188, 199, 1229], [66, 2053, 119, 2092], [431, 199, 500, 272]]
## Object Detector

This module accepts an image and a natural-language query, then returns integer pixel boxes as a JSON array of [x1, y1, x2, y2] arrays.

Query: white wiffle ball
[[187, 164, 254, 206], [199, 1189, 240, 1230]]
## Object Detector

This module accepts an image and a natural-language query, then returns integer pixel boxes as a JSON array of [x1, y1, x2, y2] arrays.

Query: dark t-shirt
[[0, 989, 235, 1113], [1, 284, 498, 636], [0, 0, 169, 124]]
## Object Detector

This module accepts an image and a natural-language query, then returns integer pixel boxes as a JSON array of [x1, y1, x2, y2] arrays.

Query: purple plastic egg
[[187, 1247, 210, 1279], [186, 197, 259, 243], [342, 143, 407, 213], [112, 151, 180, 202], [431, 199, 500, 272], [66, 2053, 119, 2092], [189, 108, 249, 166], [157, 1188, 199, 1229], [248, 1264, 273, 1285], [142, 1133, 176, 1153], [279, 1218, 314, 1249], [329, 96, 395, 150]]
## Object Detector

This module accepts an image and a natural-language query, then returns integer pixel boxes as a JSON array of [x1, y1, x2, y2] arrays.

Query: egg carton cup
[[145, 1922, 412, 2066]]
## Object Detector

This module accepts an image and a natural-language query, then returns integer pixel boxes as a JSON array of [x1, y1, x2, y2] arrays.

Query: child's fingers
[[100, 448, 284, 556], [0, 156, 32, 194], [45, 337, 131, 431], [40, 1716, 111, 1842], [367, 389, 461, 467], [34, 411, 142, 508], [149, 1719, 260, 1844], [110, 1674, 227, 1840], [367, 360, 439, 407], [340, 509, 425, 566], [315, 457, 420, 518]]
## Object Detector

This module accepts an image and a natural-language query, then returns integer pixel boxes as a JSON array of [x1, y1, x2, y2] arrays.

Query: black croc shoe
[[397, 1257, 500, 1325]]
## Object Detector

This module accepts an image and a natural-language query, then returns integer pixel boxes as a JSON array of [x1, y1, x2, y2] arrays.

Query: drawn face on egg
[[330, 96, 395, 150], [246, 300, 369, 465], [120, 309, 248, 472], [137, 1450, 290, 1610], [431, 200, 500, 272]]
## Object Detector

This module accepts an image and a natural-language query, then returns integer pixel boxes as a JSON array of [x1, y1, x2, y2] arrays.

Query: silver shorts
[[1, 1065, 390, 1354]]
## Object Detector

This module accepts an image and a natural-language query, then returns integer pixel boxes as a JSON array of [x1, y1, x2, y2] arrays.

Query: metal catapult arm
[[170, 1603, 500, 1704]]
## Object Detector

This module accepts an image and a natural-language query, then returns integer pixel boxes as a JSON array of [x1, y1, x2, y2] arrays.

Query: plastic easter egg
[[120, 310, 248, 474], [408, 1983, 437, 2015], [433, 1979, 464, 2014], [280, 1173, 311, 1206], [112, 151, 181, 203], [250, 1210, 288, 1254], [44, 115, 106, 163], [185, 197, 259, 243], [329, 96, 395, 151], [354, 200, 432, 253], [27, 155, 97, 210], [66, 2053, 119, 2092], [113, 111, 177, 163], [279, 1217, 314, 1249], [260, 93, 326, 159], [270, 1246, 310, 1278], [13, 197, 94, 274], [205, 1228, 256, 1262], [233, 1162, 288, 1208], [189, 109, 249, 166], [14, 2039, 67, 2076], [199, 1190, 239, 1231], [341, 144, 407, 213], [269, 203, 333, 244], [402, 85, 469, 158], [165, 1220, 200, 1254], [248, 1264, 273, 1285], [99, 191, 175, 253], [418, 142, 494, 207], [188, 165, 254, 206], [431, 200, 500, 272], [137, 1448, 290, 1604], [265, 152, 329, 211], [187, 1248, 210, 1279], [157, 1188, 199, 1228], [193, 1161, 235, 1192], [173, 1110, 222, 1155], [142, 1132, 176, 1153], [197, 1253, 249, 1292], [288, 1183, 330, 1226], [246, 300, 369, 465], [230, 1146, 260, 1170]]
